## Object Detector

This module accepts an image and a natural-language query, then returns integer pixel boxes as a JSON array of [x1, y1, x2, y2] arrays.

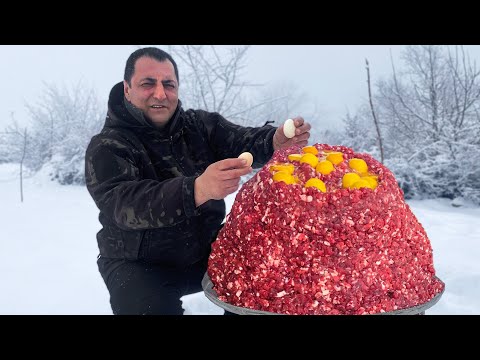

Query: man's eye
[[142, 83, 153, 87], [165, 84, 175, 89]]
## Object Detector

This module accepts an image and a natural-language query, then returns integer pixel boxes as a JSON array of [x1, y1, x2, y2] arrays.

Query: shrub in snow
[[40, 154, 86, 185]]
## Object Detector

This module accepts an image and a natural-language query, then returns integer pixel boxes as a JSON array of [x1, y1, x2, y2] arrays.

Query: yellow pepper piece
[[316, 160, 334, 175], [349, 158, 368, 174], [300, 153, 319, 168], [270, 164, 295, 175], [288, 154, 303, 162], [351, 179, 371, 189], [326, 152, 344, 165], [362, 176, 378, 189], [342, 173, 361, 188], [273, 171, 295, 185], [302, 146, 319, 155], [305, 178, 327, 193]]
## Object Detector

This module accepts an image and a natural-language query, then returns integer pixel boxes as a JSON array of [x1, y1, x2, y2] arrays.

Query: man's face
[[124, 57, 179, 128]]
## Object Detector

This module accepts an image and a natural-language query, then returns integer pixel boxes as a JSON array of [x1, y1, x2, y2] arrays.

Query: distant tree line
[[328, 45, 480, 204], [1, 45, 479, 205]]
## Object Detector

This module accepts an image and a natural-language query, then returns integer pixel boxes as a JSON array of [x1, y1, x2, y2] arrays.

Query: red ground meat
[[208, 144, 445, 315]]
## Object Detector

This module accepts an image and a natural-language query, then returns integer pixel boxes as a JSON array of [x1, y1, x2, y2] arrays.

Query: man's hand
[[272, 116, 312, 151], [194, 158, 253, 207]]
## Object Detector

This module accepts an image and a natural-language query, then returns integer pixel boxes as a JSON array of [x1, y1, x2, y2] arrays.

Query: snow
[[1, 163, 479, 315]]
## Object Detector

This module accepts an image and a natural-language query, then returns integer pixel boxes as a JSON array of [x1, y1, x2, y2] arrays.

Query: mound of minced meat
[[208, 144, 444, 315]]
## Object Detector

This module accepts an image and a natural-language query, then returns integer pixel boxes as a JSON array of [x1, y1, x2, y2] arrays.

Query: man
[[85, 47, 311, 315]]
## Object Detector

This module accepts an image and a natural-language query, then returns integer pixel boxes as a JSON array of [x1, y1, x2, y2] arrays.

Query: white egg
[[238, 152, 254, 167], [283, 118, 296, 139]]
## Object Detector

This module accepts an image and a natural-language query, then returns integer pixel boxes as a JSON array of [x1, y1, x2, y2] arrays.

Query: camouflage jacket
[[85, 82, 277, 268]]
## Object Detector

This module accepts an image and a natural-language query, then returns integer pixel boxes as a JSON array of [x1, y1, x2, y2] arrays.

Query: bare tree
[[164, 45, 324, 129], [2, 113, 29, 202], [232, 80, 310, 126], [18, 127, 27, 202], [365, 59, 384, 163], [167, 45, 257, 116]]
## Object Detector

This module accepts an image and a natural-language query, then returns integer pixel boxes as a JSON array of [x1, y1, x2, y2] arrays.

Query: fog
[[2, 45, 480, 130]]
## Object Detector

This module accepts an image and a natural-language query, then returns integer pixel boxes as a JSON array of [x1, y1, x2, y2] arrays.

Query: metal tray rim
[[202, 272, 445, 315]]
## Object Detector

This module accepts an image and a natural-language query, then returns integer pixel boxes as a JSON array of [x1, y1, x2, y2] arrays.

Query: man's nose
[[153, 85, 167, 100]]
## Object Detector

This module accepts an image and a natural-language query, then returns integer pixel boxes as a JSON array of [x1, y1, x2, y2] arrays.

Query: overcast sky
[[3, 45, 480, 131]]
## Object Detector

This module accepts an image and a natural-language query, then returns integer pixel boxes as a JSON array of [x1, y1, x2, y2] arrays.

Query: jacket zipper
[[170, 136, 191, 176]]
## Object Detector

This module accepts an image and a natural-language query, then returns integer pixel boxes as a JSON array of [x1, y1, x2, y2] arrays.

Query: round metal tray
[[202, 272, 445, 315]]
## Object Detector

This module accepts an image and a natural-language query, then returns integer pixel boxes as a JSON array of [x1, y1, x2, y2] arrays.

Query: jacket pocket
[[121, 230, 146, 261], [98, 226, 126, 259], [141, 228, 201, 268]]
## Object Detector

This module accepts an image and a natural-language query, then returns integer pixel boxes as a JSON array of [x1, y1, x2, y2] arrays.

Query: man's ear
[[124, 81, 130, 101]]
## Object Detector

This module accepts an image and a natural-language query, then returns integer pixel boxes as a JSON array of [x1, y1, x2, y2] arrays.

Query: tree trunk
[[366, 59, 384, 163], [20, 128, 27, 203]]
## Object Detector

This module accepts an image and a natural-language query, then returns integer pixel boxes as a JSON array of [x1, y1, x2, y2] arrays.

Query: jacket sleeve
[[197, 110, 277, 168], [85, 135, 200, 231]]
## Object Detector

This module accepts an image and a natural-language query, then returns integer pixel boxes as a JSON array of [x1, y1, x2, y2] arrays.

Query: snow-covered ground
[[1, 163, 479, 315]]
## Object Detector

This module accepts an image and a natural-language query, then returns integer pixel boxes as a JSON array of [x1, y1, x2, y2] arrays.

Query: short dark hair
[[124, 47, 179, 86]]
